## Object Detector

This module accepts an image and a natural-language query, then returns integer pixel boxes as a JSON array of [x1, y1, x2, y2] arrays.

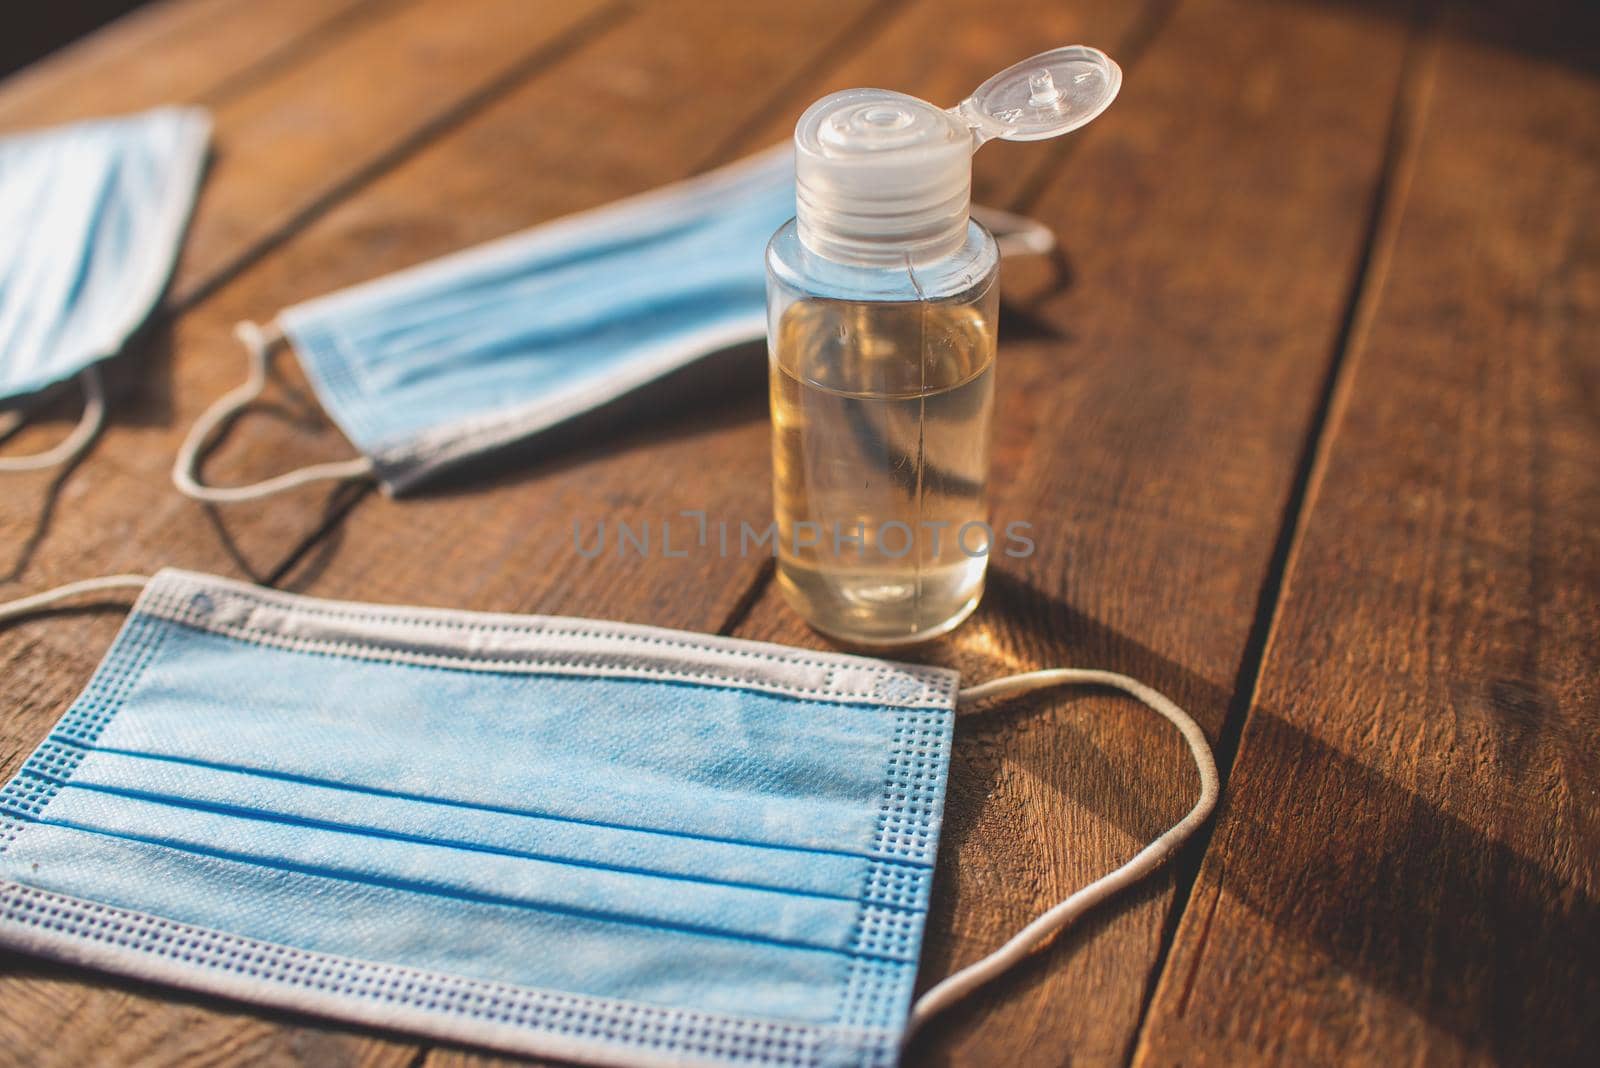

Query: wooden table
[[1, 0, 1595, 1064]]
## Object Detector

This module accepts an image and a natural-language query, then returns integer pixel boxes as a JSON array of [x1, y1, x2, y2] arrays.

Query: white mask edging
[[0, 577, 1219, 1039]]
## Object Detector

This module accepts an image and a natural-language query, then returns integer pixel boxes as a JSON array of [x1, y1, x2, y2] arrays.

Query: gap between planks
[[1125, 2, 1441, 1059], [356, 1, 920, 1061], [711, 0, 1184, 639], [173, 0, 633, 311], [192, 0, 406, 112], [261, 0, 922, 613], [6, 0, 640, 593], [207, 2, 640, 589]]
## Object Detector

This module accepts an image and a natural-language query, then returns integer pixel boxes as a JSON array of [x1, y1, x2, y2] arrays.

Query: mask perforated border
[[0, 569, 957, 1068]]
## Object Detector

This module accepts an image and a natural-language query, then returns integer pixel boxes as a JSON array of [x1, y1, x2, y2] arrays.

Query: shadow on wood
[[1198, 711, 1600, 1064], [905, 564, 1229, 1064]]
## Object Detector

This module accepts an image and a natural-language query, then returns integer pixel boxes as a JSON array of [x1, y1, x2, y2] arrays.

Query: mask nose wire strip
[[0, 367, 108, 473], [908, 668, 1220, 1033], [171, 321, 374, 502], [0, 574, 151, 626]]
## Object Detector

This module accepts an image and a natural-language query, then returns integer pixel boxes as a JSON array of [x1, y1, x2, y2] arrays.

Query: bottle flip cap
[[794, 46, 1121, 264]]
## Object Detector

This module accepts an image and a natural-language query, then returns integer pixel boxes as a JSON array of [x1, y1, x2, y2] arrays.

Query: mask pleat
[[0, 570, 954, 1042], [275, 153, 795, 479], [0, 109, 208, 401]]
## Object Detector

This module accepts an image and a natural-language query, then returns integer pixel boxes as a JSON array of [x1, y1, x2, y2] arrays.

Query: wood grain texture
[[3, 0, 1406, 1062], [253, 8, 1168, 1064], [0, 2, 1166, 1064], [0, 0, 621, 316], [0, 0, 381, 130], [287, 0, 1156, 635], [0, 5, 492, 1064], [0, 0, 620, 581], [0, 2, 864, 1066], [1133, 7, 1600, 1065], [218, 0, 891, 629], [728, 0, 1413, 1062], [164, 0, 889, 610], [166, 0, 624, 305], [1, 0, 1589, 1066], [0, 2, 623, 1064]]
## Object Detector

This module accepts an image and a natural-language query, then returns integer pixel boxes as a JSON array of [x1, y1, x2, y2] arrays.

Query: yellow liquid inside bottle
[[770, 292, 996, 646]]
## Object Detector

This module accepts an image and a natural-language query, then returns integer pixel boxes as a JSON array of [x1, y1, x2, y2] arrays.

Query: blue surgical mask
[[0, 571, 1214, 1066], [0, 107, 210, 472], [172, 148, 1054, 502]]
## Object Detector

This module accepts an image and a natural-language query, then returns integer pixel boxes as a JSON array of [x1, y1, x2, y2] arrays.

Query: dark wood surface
[[0, 0, 1594, 1064], [1135, 5, 1600, 1064]]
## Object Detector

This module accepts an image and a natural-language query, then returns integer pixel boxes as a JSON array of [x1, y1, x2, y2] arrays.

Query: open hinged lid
[[793, 46, 1121, 262]]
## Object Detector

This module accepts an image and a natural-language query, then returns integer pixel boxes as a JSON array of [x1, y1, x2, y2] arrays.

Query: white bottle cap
[[794, 46, 1121, 265]]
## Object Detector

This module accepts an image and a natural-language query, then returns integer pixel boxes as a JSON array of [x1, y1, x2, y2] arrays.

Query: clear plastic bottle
[[766, 47, 1122, 647]]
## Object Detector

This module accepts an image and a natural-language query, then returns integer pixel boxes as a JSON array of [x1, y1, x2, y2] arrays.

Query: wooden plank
[[723, 0, 1414, 1062], [139, 0, 902, 592], [0, 2, 868, 1064], [2, 2, 157, 81], [0, 0, 621, 576], [164, 0, 625, 306], [0, 953, 414, 1067], [287, 0, 1158, 640], [0, 0, 380, 129], [0, 0, 376, 588], [0, 1, 626, 1063], [1134, 10, 1600, 1065], [0, 2, 1160, 1065], [0, 0, 619, 430]]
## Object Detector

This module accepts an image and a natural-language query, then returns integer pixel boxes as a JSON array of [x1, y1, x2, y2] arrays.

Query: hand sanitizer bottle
[[767, 46, 1122, 646]]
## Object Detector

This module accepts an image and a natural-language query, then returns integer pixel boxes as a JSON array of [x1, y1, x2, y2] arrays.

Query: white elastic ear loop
[[0, 366, 107, 473], [970, 204, 1056, 258], [172, 321, 373, 502], [908, 668, 1220, 1033], [0, 574, 151, 626]]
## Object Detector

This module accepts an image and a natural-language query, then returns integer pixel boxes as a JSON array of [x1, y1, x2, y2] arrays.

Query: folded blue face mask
[[171, 148, 1054, 502], [0, 107, 210, 472], [0, 571, 1214, 1066]]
